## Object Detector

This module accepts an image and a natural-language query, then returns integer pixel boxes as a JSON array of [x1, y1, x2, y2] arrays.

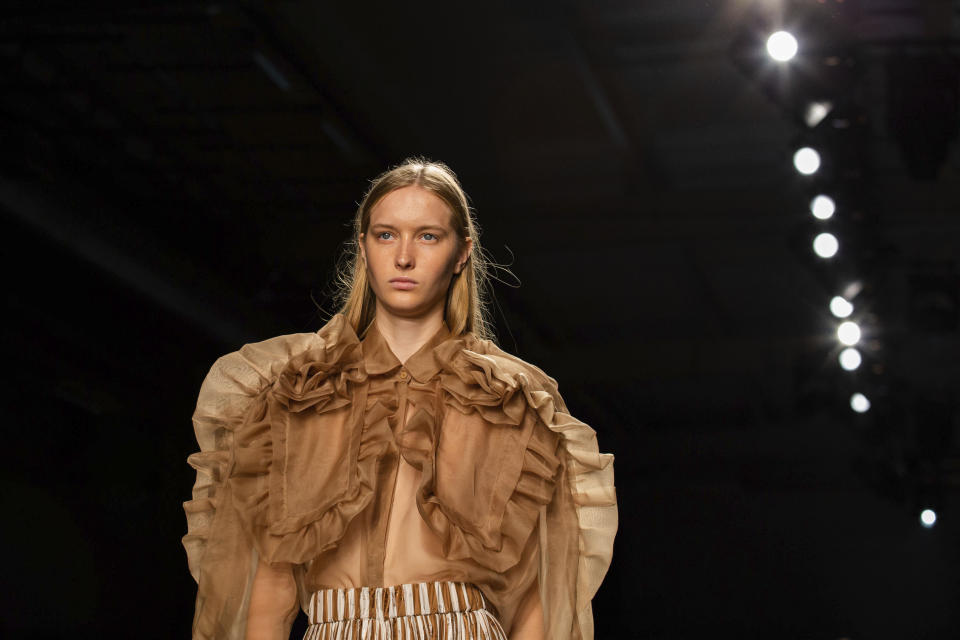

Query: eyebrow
[[368, 223, 448, 232]]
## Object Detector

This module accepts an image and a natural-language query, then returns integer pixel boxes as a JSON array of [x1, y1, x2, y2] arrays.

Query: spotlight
[[920, 509, 937, 528], [837, 320, 861, 346], [813, 232, 839, 258], [839, 347, 861, 371], [766, 31, 798, 62], [842, 281, 863, 300], [830, 296, 853, 318], [804, 100, 833, 128], [793, 147, 821, 175], [850, 392, 870, 413], [811, 195, 836, 220]]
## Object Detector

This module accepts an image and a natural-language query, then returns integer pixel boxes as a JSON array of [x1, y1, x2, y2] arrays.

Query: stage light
[[794, 147, 821, 175], [830, 296, 853, 318], [811, 194, 835, 220], [813, 232, 838, 258], [839, 347, 861, 371], [837, 320, 861, 346], [804, 100, 833, 128], [920, 509, 937, 528], [766, 31, 798, 62], [850, 392, 870, 413], [842, 281, 862, 299]]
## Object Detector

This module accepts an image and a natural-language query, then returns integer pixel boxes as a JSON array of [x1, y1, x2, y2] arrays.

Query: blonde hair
[[333, 157, 495, 341]]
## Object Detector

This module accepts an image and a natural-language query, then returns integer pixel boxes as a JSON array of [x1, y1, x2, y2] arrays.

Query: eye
[[422, 233, 438, 241], [376, 231, 393, 240]]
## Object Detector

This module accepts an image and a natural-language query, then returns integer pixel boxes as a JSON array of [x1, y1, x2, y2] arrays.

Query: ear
[[456, 236, 474, 273]]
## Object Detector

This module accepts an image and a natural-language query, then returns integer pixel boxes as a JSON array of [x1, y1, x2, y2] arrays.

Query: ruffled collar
[[273, 314, 463, 411], [360, 316, 455, 383]]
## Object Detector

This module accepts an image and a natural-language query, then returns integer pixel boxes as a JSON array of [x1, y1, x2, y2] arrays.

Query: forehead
[[369, 185, 453, 228]]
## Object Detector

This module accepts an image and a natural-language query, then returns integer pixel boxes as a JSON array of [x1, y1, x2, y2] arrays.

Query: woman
[[183, 158, 617, 640]]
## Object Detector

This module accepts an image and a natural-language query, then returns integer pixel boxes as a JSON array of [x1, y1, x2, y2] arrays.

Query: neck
[[372, 303, 446, 364]]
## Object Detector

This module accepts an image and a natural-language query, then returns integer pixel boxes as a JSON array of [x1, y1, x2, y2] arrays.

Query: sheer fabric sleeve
[[182, 331, 320, 640], [457, 344, 618, 640], [534, 391, 617, 640]]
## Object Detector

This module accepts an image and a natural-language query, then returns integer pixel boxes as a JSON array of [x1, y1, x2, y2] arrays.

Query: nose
[[395, 237, 414, 270]]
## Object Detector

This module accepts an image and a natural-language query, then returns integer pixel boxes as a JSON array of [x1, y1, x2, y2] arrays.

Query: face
[[359, 185, 473, 322]]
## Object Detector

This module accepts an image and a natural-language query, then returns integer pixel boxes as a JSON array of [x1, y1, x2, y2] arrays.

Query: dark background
[[2, 1, 959, 638]]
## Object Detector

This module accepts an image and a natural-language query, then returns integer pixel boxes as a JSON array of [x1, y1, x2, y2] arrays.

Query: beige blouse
[[183, 313, 617, 639]]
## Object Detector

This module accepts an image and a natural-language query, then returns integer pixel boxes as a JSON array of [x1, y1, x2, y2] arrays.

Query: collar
[[360, 317, 454, 382]]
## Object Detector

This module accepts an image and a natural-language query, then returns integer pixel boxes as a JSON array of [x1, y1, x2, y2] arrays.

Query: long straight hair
[[334, 157, 496, 341]]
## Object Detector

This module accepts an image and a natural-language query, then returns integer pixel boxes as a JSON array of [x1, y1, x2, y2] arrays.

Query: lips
[[389, 277, 417, 290]]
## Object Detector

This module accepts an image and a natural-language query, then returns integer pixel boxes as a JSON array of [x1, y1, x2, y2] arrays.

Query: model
[[182, 158, 617, 640]]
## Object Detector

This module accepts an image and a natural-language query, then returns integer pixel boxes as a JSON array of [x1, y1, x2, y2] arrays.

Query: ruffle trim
[[184, 313, 616, 634], [227, 314, 381, 564], [394, 336, 563, 572], [220, 315, 568, 572], [446, 338, 618, 637], [182, 328, 324, 638]]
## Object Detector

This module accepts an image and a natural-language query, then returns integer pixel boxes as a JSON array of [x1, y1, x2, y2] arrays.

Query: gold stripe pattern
[[303, 581, 506, 640]]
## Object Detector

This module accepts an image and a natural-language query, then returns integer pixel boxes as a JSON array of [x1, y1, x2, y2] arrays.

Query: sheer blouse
[[182, 313, 617, 639]]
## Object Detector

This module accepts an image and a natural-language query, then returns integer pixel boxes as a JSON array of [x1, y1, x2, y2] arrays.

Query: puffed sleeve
[[437, 339, 618, 640], [490, 354, 616, 640], [182, 331, 321, 639], [529, 384, 617, 640]]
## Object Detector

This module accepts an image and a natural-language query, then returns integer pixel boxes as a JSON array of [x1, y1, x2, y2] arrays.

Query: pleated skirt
[[302, 581, 507, 640]]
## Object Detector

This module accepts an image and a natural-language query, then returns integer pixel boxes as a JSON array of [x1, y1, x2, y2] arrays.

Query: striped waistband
[[307, 581, 491, 624]]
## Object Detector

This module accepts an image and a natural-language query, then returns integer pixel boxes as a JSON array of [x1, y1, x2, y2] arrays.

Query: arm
[[510, 579, 545, 640], [245, 558, 299, 640]]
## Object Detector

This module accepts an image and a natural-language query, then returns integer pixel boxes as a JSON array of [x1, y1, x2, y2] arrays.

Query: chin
[[386, 304, 431, 318], [380, 297, 443, 319]]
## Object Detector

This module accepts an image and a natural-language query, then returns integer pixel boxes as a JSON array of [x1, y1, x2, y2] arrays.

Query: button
[[398, 369, 408, 379]]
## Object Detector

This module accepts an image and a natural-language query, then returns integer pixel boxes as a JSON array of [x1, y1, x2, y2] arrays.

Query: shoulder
[[192, 315, 355, 449], [457, 335, 567, 410], [196, 331, 320, 409], [198, 314, 351, 397]]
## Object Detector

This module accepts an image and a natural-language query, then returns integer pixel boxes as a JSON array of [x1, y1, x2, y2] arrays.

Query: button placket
[[377, 365, 412, 582], [395, 370, 410, 434]]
